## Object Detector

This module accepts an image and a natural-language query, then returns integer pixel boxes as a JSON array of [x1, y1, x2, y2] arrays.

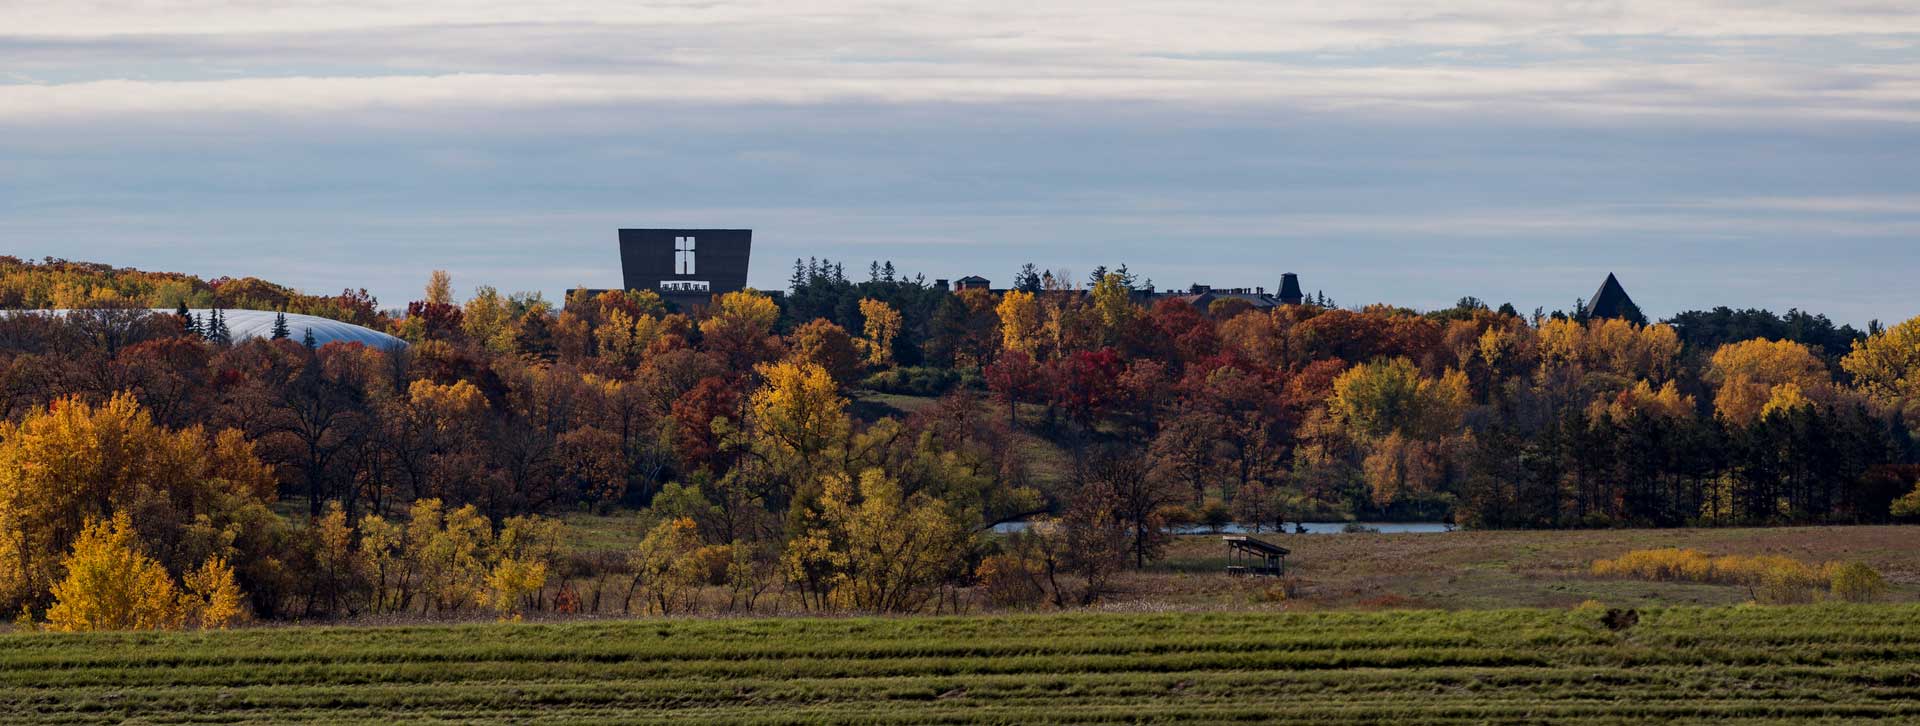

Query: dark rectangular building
[[619, 228, 752, 307]]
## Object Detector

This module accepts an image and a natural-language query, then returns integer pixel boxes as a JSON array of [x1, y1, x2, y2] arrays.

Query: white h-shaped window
[[675, 236, 697, 275]]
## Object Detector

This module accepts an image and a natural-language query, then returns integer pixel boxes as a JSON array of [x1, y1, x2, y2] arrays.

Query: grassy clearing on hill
[[2, 605, 1917, 724]]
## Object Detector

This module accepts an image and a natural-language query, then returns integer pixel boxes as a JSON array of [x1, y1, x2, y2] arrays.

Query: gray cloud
[[0, 2, 1915, 325]]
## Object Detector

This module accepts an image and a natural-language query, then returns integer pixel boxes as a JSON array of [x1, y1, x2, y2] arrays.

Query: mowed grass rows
[[2, 606, 1918, 724]]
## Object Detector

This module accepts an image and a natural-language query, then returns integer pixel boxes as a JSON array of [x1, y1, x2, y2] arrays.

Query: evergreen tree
[[270, 312, 291, 340], [1087, 265, 1109, 289], [175, 303, 201, 338], [207, 308, 231, 346], [1013, 263, 1042, 293], [302, 326, 318, 349]]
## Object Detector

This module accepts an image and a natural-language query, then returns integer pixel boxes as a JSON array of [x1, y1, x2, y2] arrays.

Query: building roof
[[34, 309, 407, 349], [1584, 273, 1638, 320], [1222, 535, 1290, 556], [1278, 273, 1304, 304], [956, 275, 991, 284]]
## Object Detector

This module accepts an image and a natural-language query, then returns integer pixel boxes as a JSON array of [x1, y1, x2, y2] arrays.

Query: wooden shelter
[[1222, 535, 1289, 577]]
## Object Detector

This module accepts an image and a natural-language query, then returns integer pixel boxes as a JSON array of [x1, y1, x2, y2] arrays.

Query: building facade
[[618, 229, 753, 308]]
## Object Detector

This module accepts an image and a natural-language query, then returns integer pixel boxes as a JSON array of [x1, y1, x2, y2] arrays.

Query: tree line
[[1, 256, 1919, 628]]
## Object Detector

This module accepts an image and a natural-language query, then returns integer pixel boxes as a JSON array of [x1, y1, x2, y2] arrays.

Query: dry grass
[[1123, 525, 1920, 611]]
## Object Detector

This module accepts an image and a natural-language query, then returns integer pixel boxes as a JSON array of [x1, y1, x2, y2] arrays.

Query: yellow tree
[[858, 299, 902, 367], [0, 394, 275, 612], [425, 270, 454, 306], [488, 515, 566, 615], [996, 290, 1043, 356], [45, 513, 184, 632], [1842, 315, 1920, 418], [1592, 380, 1695, 422], [181, 555, 247, 629], [1707, 339, 1831, 423], [628, 517, 706, 615], [1328, 359, 1471, 506], [405, 499, 492, 614], [700, 289, 781, 368], [828, 469, 969, 613], [782, 469, 970, 613], [461, 285, 517, 354], [749, 361, 850, 478], [1089, 273, 1136, 346], [595, 308, 662, 368]]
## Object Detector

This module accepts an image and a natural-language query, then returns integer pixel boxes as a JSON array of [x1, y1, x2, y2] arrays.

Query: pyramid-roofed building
[[1584, 273, 1641, 321]]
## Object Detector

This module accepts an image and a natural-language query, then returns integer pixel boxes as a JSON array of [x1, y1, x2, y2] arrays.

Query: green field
[[4, 605, 1918, 724]]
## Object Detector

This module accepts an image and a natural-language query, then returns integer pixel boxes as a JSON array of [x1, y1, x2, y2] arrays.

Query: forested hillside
[[1, 255, 1917, 627]]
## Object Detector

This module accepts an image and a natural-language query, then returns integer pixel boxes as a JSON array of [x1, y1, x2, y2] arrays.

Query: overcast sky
[[2, 1, 1917, 324]]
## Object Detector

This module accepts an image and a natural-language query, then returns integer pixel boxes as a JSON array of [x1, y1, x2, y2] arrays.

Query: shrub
[[976, 553, 1046, 609], [1753, 559, 1822, 604], [1260, 576, 1303, 603], [1892, 483, 1920, 521], [1592, 548, 1870, 604], [181, 556, 247, 629], [46, 514, 184, 632], [1199, 499, 1233, 533], [1829, 562, 1890, 603], [860, 366, 964, 396]]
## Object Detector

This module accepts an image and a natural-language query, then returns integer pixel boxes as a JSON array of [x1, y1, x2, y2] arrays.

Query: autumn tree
[[488, 514, 565, 615], [1089, 273, 1138, 347], [462, 285, 519, 354], [857, 298, 902, 367], [1327, 358, 1471, 506], [997, 289, 1044, 356], [699, 289, 781, 369], [782, 469, 971, 613], [984, 350, 1041, 426], [786, 318, 862, 387], [425, 270, 454, 306], [1084, 447, 1176, 568], [749, 360, 849, 491], [406, 498, 491, 613], [1843, 315, 1920, 419], [1707, 338, 1832, 423], [0, 394, 277, 614], [628, 516, 706, 615], [44, 513, 185, 632]]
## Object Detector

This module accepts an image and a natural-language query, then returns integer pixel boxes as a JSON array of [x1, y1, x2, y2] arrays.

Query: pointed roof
[[1278, 272, 1304, 305], [1584, 273, 1638, 320]]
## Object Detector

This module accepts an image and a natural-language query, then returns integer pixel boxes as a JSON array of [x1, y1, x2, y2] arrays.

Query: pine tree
[[270, 312, 290, 340], [207, 308, 231, 346], [1014, 263, 1042, 293], [303, 327, 318, 349], [176, 303, 202, 338]]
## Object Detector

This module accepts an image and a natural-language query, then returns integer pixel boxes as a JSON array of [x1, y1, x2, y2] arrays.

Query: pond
[[991, 521, 1453, 534]]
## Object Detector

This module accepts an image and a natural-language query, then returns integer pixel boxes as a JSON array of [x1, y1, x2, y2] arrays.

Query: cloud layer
[[1, 1, 1916, 323]]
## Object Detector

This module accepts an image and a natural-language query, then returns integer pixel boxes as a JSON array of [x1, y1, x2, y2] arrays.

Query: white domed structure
[[175, 309, 406, 349], [18, 308, 408, 350]]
